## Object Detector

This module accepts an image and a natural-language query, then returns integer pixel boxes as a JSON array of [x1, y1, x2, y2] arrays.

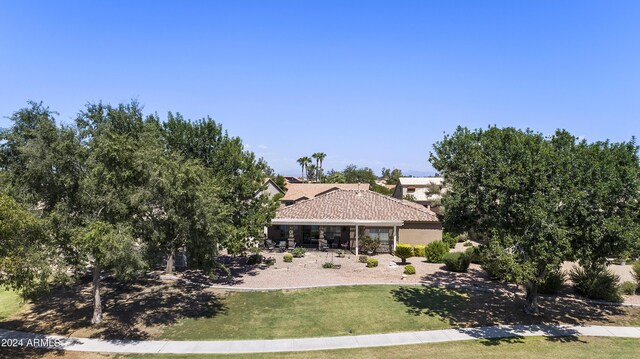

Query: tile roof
[[397, 177, 444, 186], [281, 183, 370, 202], [275, 189, 439, 223]]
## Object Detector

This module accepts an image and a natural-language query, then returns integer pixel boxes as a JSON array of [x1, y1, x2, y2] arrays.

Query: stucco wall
[[398, 222, 442, 246]]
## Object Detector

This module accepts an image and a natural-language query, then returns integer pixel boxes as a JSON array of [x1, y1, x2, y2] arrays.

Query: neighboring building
[[256, 178, 285, 198], [280, 183, 370, 206], [283, 176, 304, 185], [268, 189, 442, 255], [392, 177, 445, 211]]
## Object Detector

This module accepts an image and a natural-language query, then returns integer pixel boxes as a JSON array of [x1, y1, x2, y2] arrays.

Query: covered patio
[[266, 189, 441, 255]]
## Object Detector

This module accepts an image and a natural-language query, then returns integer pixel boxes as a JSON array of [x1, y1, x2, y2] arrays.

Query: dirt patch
[[0, 274, 225, 341]]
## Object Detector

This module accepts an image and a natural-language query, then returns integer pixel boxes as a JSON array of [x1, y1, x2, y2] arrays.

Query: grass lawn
[[116, 337, 640, 359], [0, 288, 23, 320], [161, 285, 466, 340]]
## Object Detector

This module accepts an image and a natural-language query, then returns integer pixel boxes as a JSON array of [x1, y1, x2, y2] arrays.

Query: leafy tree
[[306, 163, 317, 183], [343, 164, 377, 184], [324, 169, 345, 183], [0, 193, 59, 299], [272, 175, 287, 192], [430, 126, 573, 314], [161, 113, 278, 257], [381, 168, 403, 185]]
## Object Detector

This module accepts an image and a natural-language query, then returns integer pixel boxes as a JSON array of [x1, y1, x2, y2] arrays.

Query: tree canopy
[[431, 126, 640, 314]]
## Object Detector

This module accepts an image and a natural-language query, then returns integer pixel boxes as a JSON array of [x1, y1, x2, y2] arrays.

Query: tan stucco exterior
[[397, 222, 443, 246]]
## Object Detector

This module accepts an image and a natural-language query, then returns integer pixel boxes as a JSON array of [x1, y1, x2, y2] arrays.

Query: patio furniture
[[287, 242, 297, 252], [278, 241, 287, 252], [265, 239, 276, 252]]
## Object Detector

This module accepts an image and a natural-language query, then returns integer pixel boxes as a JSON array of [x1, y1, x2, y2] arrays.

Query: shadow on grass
[[0, 275, 226, 344], [390, 285, 624, 345]]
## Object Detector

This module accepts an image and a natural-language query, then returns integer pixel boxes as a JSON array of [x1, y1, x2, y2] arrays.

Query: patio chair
[[287, 242, 297, 252], [265, 239, 276, 252], [278, 240, 287, 252]]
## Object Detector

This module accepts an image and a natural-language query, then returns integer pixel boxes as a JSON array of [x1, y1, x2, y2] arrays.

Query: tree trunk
[[523, 281, 540, 315], [165, 249, 175, 275], [91, 264, 102, 325]]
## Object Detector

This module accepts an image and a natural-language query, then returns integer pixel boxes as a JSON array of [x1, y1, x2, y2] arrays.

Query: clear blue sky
[[1, 1, 639, 176]]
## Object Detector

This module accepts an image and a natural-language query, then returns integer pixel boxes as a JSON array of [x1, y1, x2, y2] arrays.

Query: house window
[[407, 186, 416, 193], [368, 228, 390, 244]]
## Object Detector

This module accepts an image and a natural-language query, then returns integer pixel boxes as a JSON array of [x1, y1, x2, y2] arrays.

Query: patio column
[[393, 225, 397, 252], [288, 226, 295, 248], [355, 225, 359, 257], [318, 225, 324, 250]]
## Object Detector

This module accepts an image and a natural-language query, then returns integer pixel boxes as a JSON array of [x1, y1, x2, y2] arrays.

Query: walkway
[[1, 325, 639, 354]]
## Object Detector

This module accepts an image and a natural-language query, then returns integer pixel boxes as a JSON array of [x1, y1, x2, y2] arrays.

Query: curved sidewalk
[[1, 325, 640, 354]]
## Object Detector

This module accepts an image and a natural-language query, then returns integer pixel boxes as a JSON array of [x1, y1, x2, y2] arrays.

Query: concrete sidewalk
[[1, 325, 639, 354]]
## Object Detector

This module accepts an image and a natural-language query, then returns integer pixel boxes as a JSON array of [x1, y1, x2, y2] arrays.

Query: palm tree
[[297, 156, 311, 181], [312, 152, 326, 182]]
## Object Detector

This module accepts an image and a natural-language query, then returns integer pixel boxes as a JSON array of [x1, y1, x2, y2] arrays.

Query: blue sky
[[1, 1, 639, 176]]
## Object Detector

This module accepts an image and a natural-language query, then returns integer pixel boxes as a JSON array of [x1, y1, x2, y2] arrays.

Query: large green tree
[[431, 127, 574, 314]]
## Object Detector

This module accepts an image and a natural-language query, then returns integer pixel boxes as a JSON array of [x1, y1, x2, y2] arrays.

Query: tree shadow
[[0, 275, 226, 343], [206, 255, 271, 286], [390, 284, 627, 345]]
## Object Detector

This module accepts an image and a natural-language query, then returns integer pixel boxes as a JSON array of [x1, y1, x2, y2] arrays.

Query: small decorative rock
[[389, 262, 398, 268], [401, 274, 407, 280]]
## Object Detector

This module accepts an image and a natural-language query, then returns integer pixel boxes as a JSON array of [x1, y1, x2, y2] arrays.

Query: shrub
[[358, 255, 369, 263], [538, 270, 566, 295], [463, 241, 473, 247], [570, 266, 622, 303], [424, 241, 450, 263], [283, 253, 293, 263], [464, 246, 481, 264], [322, 262, 335, 269], [246, 254, 263, 265], [291, 247, 306, 258], [632, 262, 640, 285], [264, 257, 275, 266], [336, 249, 345, 257], [620, 281, 637, 295], [394, 243, 413, 264], [442, 233, 457, 249], [480, 243, 520, 282], [360, 235, 381, 254], [443, 252, 470, 272], [404, 265, 416, 275], [366, 258, 379, 268], [413, 244, 426, 257]]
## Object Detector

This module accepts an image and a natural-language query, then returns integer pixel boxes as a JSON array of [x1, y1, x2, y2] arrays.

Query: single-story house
[[280, 183, 370, 206], [268, 189, 442, 255], [392, 177, 445, 211]]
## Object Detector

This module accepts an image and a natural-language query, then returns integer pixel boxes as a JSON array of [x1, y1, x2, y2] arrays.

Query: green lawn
[[120, 337, 640, 359], [0, 288, 23, 321], [161, 285, 466, 340]]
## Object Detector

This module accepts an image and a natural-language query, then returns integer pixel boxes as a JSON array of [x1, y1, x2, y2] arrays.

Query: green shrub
[[442, 233, 457, 249], [366, 258, 379, 268], [360, 235, 381, 254], [246, 254, 263, 265], [632, 262, 640, 285], [404, 265, 416, 275], [538, 270, 566, 295], [443, 252, 470, 272], [283, 253, 293, 263], [424, 241, 450, 263], [291, 247, 306, 258], [463, 241, 473, 247], [464, 246, 481, 264], [479, 244, 520, 282], [264, 257, 275, 266], [359, 255, 369, 263], [620, 281, 637, 295], [570, 266, 622, 303], [394, 243, 413, 264], [413, 244, 426, 257], [336, 249, 345, 257], [322, 262, 335, 269]]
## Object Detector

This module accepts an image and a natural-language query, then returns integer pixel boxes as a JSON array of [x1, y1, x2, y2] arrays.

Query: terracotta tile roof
[[281, 183, 370, 202], [275, 189, 439, 223]]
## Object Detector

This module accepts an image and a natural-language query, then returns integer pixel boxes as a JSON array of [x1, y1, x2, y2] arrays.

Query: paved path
[[1, 325, 640, 354]]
